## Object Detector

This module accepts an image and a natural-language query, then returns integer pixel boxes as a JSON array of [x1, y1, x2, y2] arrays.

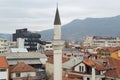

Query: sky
[[0, 0, 120, 33]]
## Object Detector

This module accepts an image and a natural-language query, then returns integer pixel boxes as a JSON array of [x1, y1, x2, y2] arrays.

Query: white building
[[43, 41, 53, 51], [10, 62, 38, 80], [83, 36, 120, 47], [0, 38, 9, 53]]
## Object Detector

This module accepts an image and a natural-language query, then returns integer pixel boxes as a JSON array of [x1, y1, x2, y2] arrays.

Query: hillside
[[39, 15, 120, 41]]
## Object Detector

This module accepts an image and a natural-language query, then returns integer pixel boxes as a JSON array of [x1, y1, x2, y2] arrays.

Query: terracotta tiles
[[0, 56, 8, 68], [10, 62, 36, 73], [105, 57, 120, 78], [83, 58, 105, 70], [47, 57, 69, 64]]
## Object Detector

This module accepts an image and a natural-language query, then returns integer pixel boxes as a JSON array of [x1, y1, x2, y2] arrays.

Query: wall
[[0, 69, 9, 80], [74, 63, 86, 72], [11, 72, 36, 78]]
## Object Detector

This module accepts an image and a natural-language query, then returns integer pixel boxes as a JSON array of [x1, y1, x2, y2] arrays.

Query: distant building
[[38, 41, 53, 52], [0, 38, 9, 53], [13, 28, 41, 51], [83, 36, 120, 47], [0, 56, 9, 80]]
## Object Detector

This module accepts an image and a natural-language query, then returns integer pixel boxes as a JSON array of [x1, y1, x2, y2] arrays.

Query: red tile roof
[[83, 58, 105, 71], [0, 56, 8, 68], [10, 62, 36, 73], [47, 57, 69, 64], [97, 46, 120, 53], [105, 57, 120, 78], [43, 51, 53, 56]]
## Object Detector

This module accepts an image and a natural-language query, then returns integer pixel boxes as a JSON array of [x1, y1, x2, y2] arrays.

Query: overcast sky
[[0, 0, 120, 33]]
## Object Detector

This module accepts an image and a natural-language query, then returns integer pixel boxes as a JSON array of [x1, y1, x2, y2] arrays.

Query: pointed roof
[[54, 6, 61, 25], [0, 56, 8, 68], [10, 62, 36, 73]]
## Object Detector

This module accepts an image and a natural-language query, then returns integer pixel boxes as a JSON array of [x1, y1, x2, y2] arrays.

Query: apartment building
[[83, 36, 120, 47], [0, 38, 9, 53]]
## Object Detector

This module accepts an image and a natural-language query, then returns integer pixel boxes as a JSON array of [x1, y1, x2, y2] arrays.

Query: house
[[73, 57, 106, 80], [0, 56, 9, 80], [10, 62, 38, 80]]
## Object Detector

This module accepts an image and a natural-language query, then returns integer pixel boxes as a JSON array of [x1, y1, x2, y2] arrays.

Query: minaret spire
[[53, 4, 64, 80], [54, 4, 61, 25]]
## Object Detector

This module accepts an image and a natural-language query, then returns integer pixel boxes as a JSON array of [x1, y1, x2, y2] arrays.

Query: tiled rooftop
[[0, 56, 8, 68], [10, 62, 36, 73]]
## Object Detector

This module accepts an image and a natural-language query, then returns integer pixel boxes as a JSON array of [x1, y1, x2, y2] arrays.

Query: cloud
[[0, 0, 120, 33]]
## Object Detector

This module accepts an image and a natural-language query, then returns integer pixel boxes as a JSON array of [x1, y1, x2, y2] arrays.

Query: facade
[[39, 41, 53, 52], [0, 38, 9, 53], [13, 28, 41, 51], [83, 36, 120, 47], [0, 56, 9, 80]]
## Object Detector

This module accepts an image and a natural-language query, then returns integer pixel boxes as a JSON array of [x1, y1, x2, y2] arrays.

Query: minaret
[[53, 6, 64, 80]]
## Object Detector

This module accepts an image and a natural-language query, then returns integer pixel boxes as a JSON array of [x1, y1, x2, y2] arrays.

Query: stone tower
[[53, 6, 64, 80]]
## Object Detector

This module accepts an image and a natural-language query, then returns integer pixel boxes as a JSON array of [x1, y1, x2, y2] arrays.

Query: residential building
[[39, 41, 53, 52], [83, 36, 120, 47], [0, 56, 9, 80], [73, 58, 105, 80], [12, 28, 41, 51], [10, 62, 38, 80], [0, 38, 9, 53]]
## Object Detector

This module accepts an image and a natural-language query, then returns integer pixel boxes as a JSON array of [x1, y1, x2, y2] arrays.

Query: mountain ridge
[[0, 15, 120, 41], [38, 15, 120, 41]]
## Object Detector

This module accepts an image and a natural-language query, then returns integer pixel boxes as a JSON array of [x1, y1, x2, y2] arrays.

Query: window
[[0, 69, 6, 71], [79, 66, 81, 72], [82, 66, 84, 72], [79, 66, 84, 72], [87, 78, 90, 80], [16, 73, 20, 77], [46, 46, 49, 48]]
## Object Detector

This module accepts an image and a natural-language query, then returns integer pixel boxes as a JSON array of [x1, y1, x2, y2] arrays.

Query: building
[[10, 62, 38, 80], [73, 58, 105, 80], [83, 36, 120, 47], [0, 56, 9, 80], [0, 52, 47, 69], [38, 41, 53, 52], [13, 28, 41, 51], [52, 6, 64, 80], [0, 38, 9, 53]]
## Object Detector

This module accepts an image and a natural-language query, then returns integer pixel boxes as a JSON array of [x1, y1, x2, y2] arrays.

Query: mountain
[[38, 15, 120, 41], [0, 33, 12, 41]]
